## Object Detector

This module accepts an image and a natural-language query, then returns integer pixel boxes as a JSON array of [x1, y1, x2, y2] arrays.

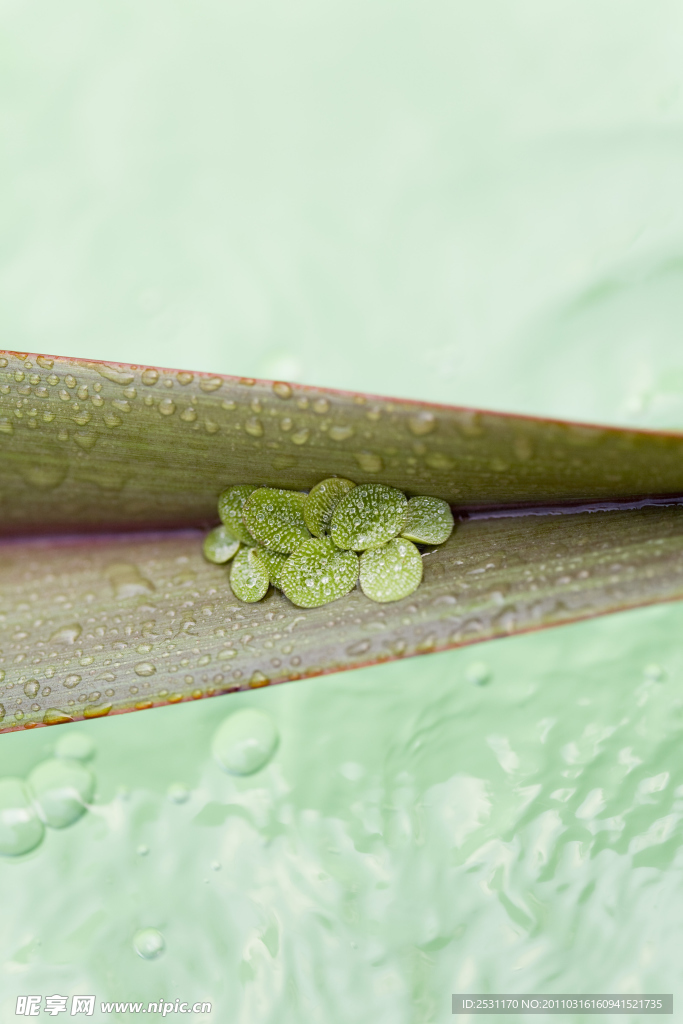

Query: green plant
[[1, 349, 683, 734]]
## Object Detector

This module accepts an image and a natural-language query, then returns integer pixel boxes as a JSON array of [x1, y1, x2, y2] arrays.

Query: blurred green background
[[2, 1, 683, 1020]]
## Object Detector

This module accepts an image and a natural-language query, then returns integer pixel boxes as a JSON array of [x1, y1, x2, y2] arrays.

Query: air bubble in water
[[0, 778, 45, 855], [465, 661, 492, 686], [133, 928, 165, 960], [212, 708, 279, 775], [167, 783, 190, 804], [28, 758, 95, 828], [55, 732, 95, 762]]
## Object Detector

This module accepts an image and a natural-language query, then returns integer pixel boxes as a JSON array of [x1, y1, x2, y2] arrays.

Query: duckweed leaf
[[401, 495, 454, 545], [217, 486, 258, 544], [243, 487, 311, 553], [256, 547, 288, 587], [304, 477, 356, 537], [229, 548, 269, 602], [359, 538, 423, 603], [4, 350, 683, 732], [280, 538, 359, 608], [330, 484, 407, 551], [202, 526, 240, 564]]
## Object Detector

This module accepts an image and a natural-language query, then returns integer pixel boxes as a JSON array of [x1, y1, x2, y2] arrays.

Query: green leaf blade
[[3, 350, 683, 733]]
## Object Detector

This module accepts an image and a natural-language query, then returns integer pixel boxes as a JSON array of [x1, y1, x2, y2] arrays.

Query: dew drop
[[0, 418, 14, 435], [50, 623, 82, 645], [135, 662, 157, 677], [199, 376, 223, 393], [141, 369, 159, 386], [346, 638, 371, 656], [18, 454, 68, 490], [176, 372, 194, 385], [107, 564, 155, 599], [291, 428, 310, 445], [180, 407, 197, 422], [83, 703, 112, 719], [271, 454, 298, 470], [42, 708, 74, 725], [104, 412, 123, 428], [0, 778, 45, 855], [36, 355, 54, 369], [408, 411, 436, 436], [272, 381, 292, 399], [245, 416, 264, 437], [329, 424, 354, 441], [133, 928, 165, 960], [212, 708, 279, 775], [64, 674, 81, 689], [73, 431, 97, 450], [248, 670, 270, 688], [97, 366, 135, 386], [425, 452, 454, 470], [23, 680, 39, 698], [354, 451, 383, 474], [158, 398, 176, 416]]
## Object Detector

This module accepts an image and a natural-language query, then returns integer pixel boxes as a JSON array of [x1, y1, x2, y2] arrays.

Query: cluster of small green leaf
[[202, 479, 454, 608]]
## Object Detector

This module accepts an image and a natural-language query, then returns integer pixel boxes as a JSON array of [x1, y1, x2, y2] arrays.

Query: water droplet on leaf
[[135, 662, 156, 677]]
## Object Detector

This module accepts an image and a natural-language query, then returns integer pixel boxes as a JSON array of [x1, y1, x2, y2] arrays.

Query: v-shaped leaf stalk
[[1, 350, 683, 733]]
